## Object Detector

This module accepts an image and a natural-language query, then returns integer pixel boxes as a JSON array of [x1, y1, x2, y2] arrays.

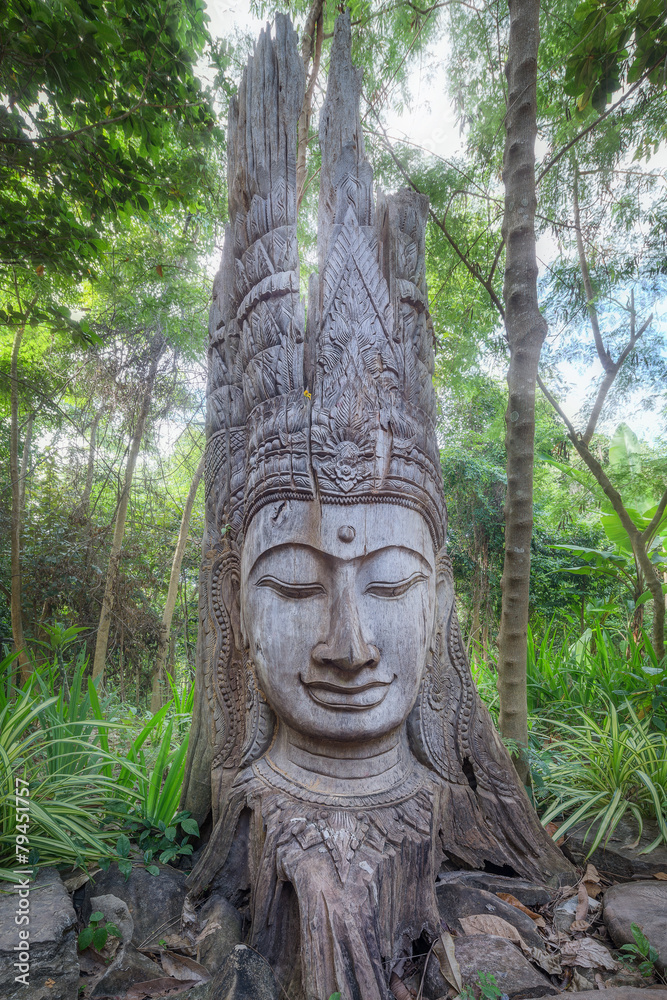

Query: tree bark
[[91, 338, 164, 686], [10, 296, 38, 686], [19, 412, 34, 516], [150, 452, 204, 713], [497, 0, 546, 782]]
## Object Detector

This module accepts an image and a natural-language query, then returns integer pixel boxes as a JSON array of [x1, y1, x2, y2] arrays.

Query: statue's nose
[[311, 587, 379, 673]]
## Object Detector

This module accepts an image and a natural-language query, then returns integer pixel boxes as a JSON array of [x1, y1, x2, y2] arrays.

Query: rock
[[90, 943, 162, 997], [563, 818, 667, 878], [603, 880, 667, 972], [179, 985, 213, 1000], [437, 871, 554, 908], [89, 893, 134, 949], [197, 894, 243, 974], [84, 862, 187, 948], [207, 944, 279, 1000], [549, 991, 667, 1000], [436, 883, 546, 950], [552, 892, 601, 933], [453, 934, 558, 998], [0, 867, 79, 1000]]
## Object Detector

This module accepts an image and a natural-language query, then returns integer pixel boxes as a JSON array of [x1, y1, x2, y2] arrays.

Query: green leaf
[[78, 927, 94, 951], [116, 834, 131, 858], [89, 911, 104, 923], [92, 925, 108, 951], [180, 817, 199, 837], [145, 864, 160, 876], [118, 858, 132, 880]]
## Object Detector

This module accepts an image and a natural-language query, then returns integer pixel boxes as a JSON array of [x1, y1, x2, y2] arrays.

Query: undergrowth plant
[[0, 654, 127, 881], [0, 651, 193, 882], [533, 702, 667, 853], [618, 923, 665, 981]]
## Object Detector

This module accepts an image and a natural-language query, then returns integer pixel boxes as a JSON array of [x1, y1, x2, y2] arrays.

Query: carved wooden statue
[[181, 13, 571, 999]]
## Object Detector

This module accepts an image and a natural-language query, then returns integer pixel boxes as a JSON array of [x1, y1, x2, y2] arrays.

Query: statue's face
[[241, 501, 436, 743]]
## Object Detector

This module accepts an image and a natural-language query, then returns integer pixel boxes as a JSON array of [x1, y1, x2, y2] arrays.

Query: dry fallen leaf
[[582, 863, 602, 899], [575, 882, 589, 923], [545, 821, 566, 846], [496, 892, 546, 928], [560, 937, 619, 971], [433, 929, 463, 993], [569, 919, 590, 933], [159, 951, 210, 983], [126, 978, 199, 998], [528, 946, 562, 975], [194, 919, 222, 946], [653, 872, 667, 880], [571, 968, 594, 991], [389, 971, 413, 1000], [460, 913, 526, 946]]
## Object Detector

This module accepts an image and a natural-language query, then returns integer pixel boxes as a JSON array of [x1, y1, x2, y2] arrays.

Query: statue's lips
[[300, 676, 392, 710]]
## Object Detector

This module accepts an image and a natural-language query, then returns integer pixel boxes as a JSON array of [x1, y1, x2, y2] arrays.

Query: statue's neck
[[267, 722, 411, 797]]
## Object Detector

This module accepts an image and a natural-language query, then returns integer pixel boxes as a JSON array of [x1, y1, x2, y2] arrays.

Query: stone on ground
[[452, 934, 558, 998], [551, 991, 667, 1000], [89, 893, 134, 950], [90, 943, 162, 997], [436, 882, 546, 950], [564, 818, 667, 878], [552, 892, 601, 933], [206, 944, 278, 1000], [0, 867, 79, 1000], [84, 862, 187, 948], [603, 880, 667, 972], [196, 893, 243, 974], [437, 871, 554, 908]]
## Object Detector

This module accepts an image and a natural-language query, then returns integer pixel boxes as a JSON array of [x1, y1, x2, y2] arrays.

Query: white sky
[[203, 0, 666, 443]]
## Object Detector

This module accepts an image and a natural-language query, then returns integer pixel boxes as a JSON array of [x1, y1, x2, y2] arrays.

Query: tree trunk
[[19, 412, 34, 515], [497, 0, 546, 783], [80, 407, 105, 514], [10, 296, 37, 686], [150, 452, 204, 713], [91, 338, 163, 686]]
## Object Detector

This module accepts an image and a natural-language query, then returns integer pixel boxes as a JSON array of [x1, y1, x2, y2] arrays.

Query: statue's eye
[[256, 576, 326, 600], [364, 573, 427, 599]]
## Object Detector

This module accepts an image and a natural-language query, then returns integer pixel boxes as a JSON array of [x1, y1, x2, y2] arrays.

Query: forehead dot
[[337, 525, 356, 543]]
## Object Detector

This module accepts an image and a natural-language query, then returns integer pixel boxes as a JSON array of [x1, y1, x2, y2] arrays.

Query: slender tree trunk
[[497, 0, 545, 783], [150, 452, 204, 713], [182, 577, 191, 666], [10, 297, 37, 686], [92, 339, 163, 685], [80, 407, 105, 514], [19, 412, 34, 515]]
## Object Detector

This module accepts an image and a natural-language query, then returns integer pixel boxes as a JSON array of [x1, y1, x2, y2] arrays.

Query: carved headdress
[[207, 12, 445, 552], [183, 9, 569, 908]]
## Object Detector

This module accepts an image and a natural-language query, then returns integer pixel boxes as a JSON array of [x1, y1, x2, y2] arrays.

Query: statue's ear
[[433, 549, 455, 637], [220, 546, 244, 652]]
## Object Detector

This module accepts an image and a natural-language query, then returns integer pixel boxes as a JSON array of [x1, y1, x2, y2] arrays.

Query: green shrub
[[534, 702, 667, 854]]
